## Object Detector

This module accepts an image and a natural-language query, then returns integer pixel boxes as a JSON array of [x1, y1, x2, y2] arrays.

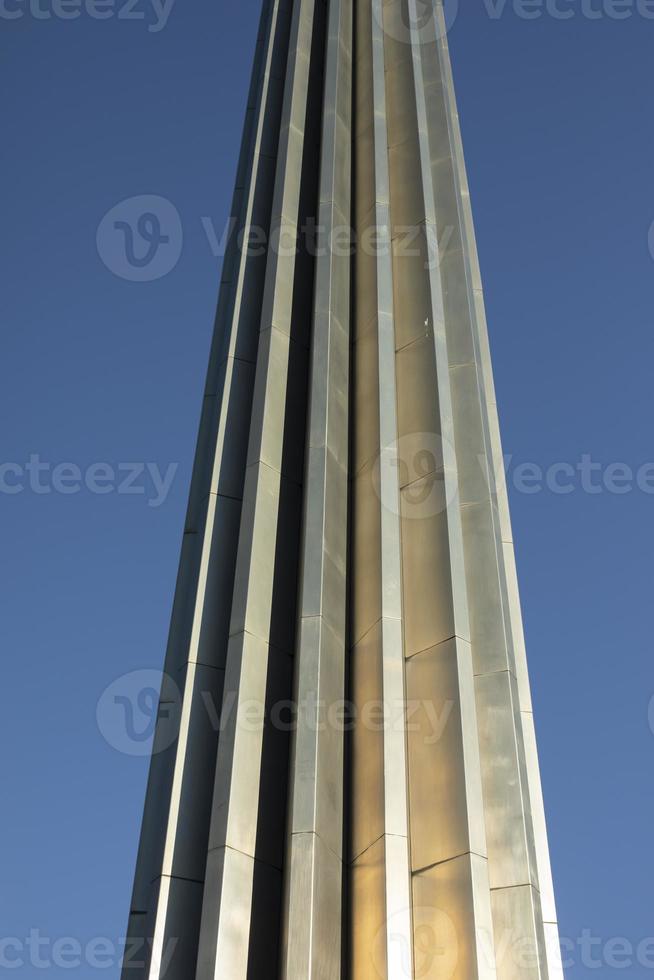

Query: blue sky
[[1, 2, 653, 977]]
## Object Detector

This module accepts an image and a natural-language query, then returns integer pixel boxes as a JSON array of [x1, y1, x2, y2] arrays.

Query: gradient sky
[[1, 2, 653, 977]]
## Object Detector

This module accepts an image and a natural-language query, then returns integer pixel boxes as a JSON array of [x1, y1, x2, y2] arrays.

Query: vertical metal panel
[[490, 885, 549, 980], [196, 0, 325, 974], [384, 1, 496, 974], [350, 0, 413, 975], [405, 639, 486, 872], [474, 670, 539, 892], [413, 854, 497, 980], [429, 4, 562, 977], [281, 0, 352, 973]]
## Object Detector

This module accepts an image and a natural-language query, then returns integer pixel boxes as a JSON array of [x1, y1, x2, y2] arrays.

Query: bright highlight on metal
[[122, 1, 562, 977]]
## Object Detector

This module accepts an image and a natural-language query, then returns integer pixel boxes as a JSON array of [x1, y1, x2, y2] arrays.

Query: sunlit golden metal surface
[[121, 2, 563, 978]]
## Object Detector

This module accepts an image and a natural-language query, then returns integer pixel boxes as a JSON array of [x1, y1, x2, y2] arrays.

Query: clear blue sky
[[1, 2, 653, 977]]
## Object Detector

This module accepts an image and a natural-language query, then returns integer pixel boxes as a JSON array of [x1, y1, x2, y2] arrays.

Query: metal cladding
[[122, 2, 562, 978]]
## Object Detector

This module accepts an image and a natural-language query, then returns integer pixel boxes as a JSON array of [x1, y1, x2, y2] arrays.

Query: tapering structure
[[122, 2, 562, 978]]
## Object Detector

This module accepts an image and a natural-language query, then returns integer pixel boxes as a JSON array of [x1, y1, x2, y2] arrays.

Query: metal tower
[[122, 2, 562, 978]]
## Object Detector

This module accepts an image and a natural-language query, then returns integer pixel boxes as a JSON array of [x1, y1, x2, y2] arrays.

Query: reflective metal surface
[[281, 0, 352, 973], [121, 2, 563, 977], [350, 2, 413, 975]]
